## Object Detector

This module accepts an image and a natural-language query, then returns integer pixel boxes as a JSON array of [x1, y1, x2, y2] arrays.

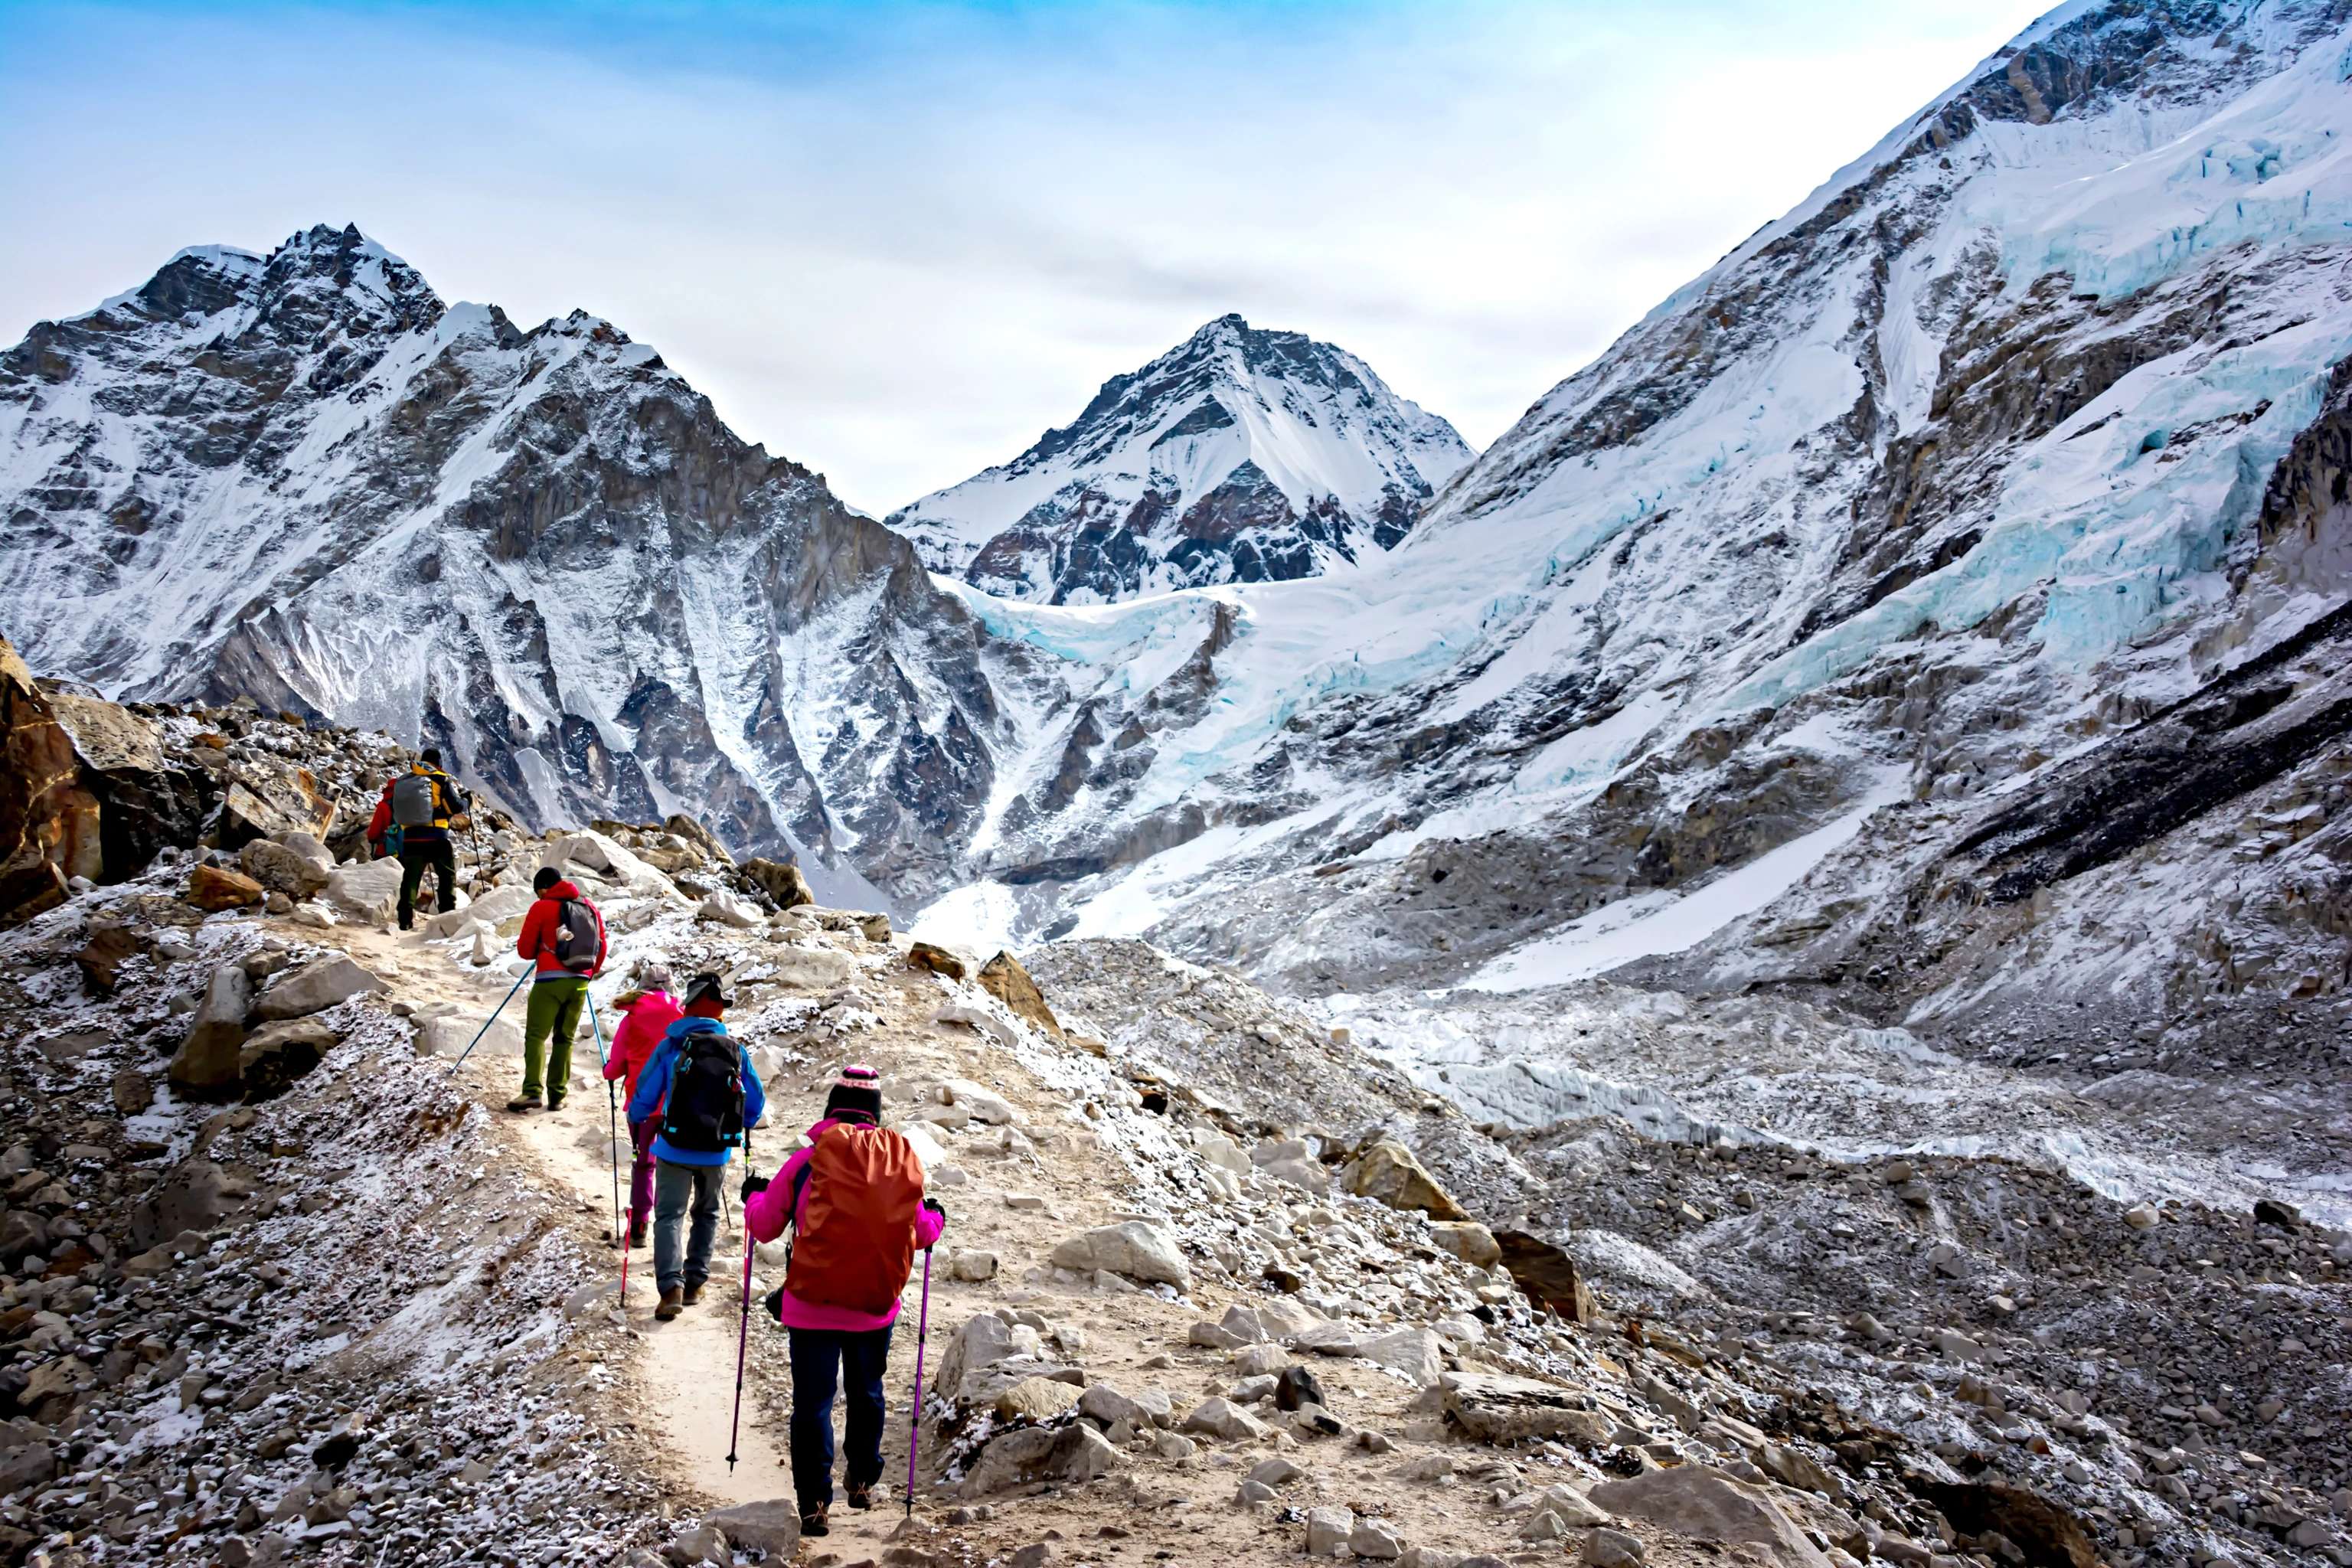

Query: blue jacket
[[626, 1017, 766, 1167]]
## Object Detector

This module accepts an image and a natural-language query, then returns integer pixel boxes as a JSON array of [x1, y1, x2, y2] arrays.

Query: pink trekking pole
[[903, 1246, 933, 1519], [725, 1207, 753, 1472]]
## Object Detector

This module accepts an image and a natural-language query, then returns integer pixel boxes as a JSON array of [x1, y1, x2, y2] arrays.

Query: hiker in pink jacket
[[601, 965, 682, 1249], [741, 1066, 944, 1538]]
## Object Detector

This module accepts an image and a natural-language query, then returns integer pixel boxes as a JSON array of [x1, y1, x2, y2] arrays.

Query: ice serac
[[886, 314, 1474, 604], [0, 224, 1023, 907], [923, 0, 2352, 1052]]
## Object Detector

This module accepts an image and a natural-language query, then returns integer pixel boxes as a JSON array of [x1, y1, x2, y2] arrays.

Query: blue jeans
[[652, 1160, 722, 1292], [789, 1325, 894, 1511]]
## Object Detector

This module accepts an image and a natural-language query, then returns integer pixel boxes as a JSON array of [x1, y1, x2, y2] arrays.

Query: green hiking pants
[[521, 976, 588, 1102]]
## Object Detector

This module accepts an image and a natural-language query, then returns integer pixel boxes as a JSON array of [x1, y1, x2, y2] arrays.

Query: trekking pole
[[905, 1245, 934, 1520], [584, 987, 620, 1249], [726, 1115, 756, 1473], [445, 969, 530, 1077]]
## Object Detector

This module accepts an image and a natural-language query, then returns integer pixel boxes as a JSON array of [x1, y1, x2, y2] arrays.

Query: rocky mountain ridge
[[887, 314, 1474, 604]]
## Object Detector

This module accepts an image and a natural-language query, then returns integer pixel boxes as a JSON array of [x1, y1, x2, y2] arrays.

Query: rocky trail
[[0, 687, 2345, 1568]]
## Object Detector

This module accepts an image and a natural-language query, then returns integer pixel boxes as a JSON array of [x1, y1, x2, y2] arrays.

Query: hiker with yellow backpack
[[742, 1065, 944, 1539], [368, 749, 469, 931]]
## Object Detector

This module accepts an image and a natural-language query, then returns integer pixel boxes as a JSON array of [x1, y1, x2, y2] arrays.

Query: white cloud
[[0, 1, 2052, 513]]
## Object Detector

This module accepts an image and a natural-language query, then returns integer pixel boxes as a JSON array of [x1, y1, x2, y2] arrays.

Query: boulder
[[128, 1158, 238, 1247], [740, 857, 814, 909], [978, 951, 1060, 1034], [1495, 1229, 1599, 1325], [1441, 1372, 1614, 1446], [939, 1078, 1018, 1125], [663, 812, 737, 867], [1357, 1327, 1444, 1387], [1351, 1519, 1404, 1561], [1583, 1528, 1645, 1567], [417, 1011, 524, 1060], [995, 1377, 1084, 1422], [1587, 1466, 1831, 1568], [238, 1018, 337, 1100], [1341, 1140, 1466, 1220], [946, 1249, 999, 1282], [544, 830, 684, 902], [45, 687, 205, 884], [936, 1314, 1044, 1403], [237, 838, 330, 900], [252, 956, 386, 1021], [73, 921, 150, 995], [0, 643, 103, 927], [425, 882, 530, 937], [958, 1423, 1119, 1496], [697, 890, 764, 929], [703, 1499, 797, 1557], [217, 760, 335, 850], [1427, 1220, 1502, 1269], [186, 864, 264, 912], [325, 858, 405, 926], [1078, 1384, 1155, 1429], [770, 945, 860, 988], [1180, 1397, 1272, 1442], [1050, 1221, 1189, 1289], [909, 940, 969, 980], [169, 964, 253, 1096], [1306, 1507, 1355, 1557]]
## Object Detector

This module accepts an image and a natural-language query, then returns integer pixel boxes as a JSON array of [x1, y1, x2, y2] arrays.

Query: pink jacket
[[601, 991, 683, 1107], [746, 1118, 946, 1332]]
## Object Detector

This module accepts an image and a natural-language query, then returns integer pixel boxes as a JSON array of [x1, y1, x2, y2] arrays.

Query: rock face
[[889, 315, 1473, 604], [0, 223, 1025, 908], [0, 639, 100, 926]]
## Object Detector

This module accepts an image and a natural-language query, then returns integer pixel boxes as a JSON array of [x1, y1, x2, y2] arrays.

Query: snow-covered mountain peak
[[887, 315, 1474, 604]]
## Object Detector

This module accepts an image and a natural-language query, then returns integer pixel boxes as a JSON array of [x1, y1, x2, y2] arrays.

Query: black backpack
[[661, 1032, 744, 1155], [550, 897, 601, 974]]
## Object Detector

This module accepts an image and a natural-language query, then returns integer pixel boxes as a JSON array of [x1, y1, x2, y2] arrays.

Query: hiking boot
[[628, 1223, 648, 1248], [504, 1094, 541, 1114], [655, 1287, 683, 1321], [799, 1504, 828, 1538], [545, 1096, 564, 1113], [680, 1282, 704, 1306], [845, 1483, 874, 1511]]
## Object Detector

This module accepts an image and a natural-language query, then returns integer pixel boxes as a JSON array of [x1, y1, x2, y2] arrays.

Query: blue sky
[[1, 1, 2053, 512]]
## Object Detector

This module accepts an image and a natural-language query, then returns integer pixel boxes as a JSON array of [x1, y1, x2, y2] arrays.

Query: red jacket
[[516, 880, 607, 979], [366, 789, 393, 854], [601, 990, 682, 1104]]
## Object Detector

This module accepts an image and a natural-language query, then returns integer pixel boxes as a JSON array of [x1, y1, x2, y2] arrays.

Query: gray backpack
[[551, 898, 601, 974], [390, 773, 439, 828]]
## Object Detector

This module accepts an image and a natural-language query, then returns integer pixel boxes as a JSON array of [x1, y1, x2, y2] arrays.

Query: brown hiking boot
[[655, 1286, 683, 1320], [504, 1093, 541, 1114], [680, 1282, 704, 1306], [799, 1503, 828, 1538], [845, 1482, 874, 1511]]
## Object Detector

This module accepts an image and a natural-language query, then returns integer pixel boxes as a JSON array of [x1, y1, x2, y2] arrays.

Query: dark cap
[[683, 972, 730, 1011]]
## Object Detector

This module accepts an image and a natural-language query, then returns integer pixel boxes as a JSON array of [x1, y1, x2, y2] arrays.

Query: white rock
[[325, 860, 404, 926], [698, 890, 765, 929], [1180, 1397, 1272, 1442], [1350, 1519, 1403, 1560], [427, 882, 531, 938], [939, 1077, 1018, 1125], [252, 957, 387, 1021], [1357, 1327, 1444, 1387], [1050, 1221, 1190, 1289], [934, 1001, 1021, 1046], [1305, 1506, 1355, 1557]]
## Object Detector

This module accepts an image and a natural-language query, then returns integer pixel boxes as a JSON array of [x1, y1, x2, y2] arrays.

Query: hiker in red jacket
[[741, 1066, 944, 1538], [602, 964, 681, 1248], [508, 867, 607, 1114]]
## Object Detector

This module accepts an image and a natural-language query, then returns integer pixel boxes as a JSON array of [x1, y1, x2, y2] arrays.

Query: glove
[[921, 1197, 946, 1222], [741, 1174, 770, 1204]]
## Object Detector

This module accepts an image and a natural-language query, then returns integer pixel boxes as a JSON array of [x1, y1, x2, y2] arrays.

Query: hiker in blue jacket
[[626, 972, 766, 1320]]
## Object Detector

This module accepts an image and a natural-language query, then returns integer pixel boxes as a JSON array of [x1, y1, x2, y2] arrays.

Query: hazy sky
[[1, 1, 2053, 514]]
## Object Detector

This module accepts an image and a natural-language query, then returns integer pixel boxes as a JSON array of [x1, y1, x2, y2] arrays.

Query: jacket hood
[[665, 1016, 728, 1040], [620, 990, 677, 1011], [537, 879, 583, 900]]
